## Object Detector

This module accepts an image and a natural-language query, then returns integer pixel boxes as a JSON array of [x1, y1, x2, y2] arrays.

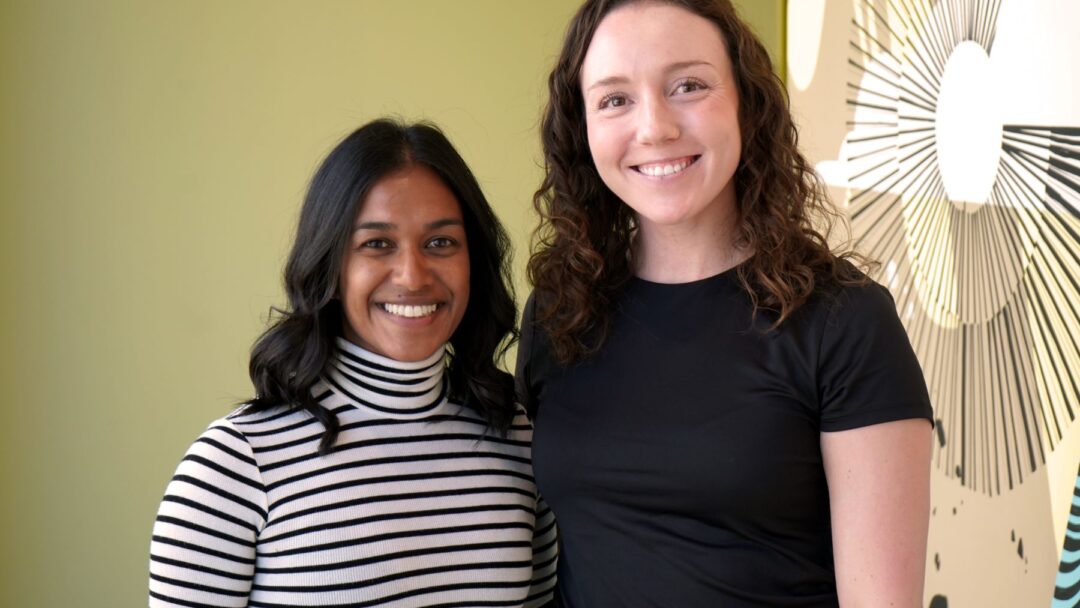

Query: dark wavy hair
[[246, 119, 518, 453], [528, 0, 869, 364]]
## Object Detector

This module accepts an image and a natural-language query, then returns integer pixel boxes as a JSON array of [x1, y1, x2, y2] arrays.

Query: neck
[[323, 337, 448, 417], [631, 200, 750, 283]]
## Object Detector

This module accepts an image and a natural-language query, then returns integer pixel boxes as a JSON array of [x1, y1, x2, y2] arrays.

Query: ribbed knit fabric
[[149, 338, 557, 607]]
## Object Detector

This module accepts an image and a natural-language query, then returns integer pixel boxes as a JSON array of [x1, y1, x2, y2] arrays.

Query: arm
[[822, 418, 932, 608], [524, 496, 560, 608], [149, 419, 268, 607]]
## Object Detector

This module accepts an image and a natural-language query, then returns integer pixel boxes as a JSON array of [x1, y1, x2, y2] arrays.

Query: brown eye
[[673, 79, 706, 95], [599, 93, 628, 110], [360, 239, 392, 249], [427, 237, 457, 249]]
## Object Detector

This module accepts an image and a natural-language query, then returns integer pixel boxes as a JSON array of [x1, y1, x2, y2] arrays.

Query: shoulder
[[228, 402, 312, 430], [824, 275, 896, 325], [178, 413, 263, 473], [808, 269, 933, 430], [786, 261, 897, 333]]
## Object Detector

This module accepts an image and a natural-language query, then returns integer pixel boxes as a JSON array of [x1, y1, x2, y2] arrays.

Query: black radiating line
[[847, 121, 900, 127], [978, 216, 1000, 486], [852, 189, 898, 245], [984, 0, 1003, 52], [985, 182, 1066, 447], [989, 313, 1006, 494], [846, 82, 900, 107], [846, 58, 903, 106], [848, 99, 901, 114], [849, 141, 936, 220], [917, 0, 953, 77], [845, 123, 901, 143], [1029, 248, 1080, 422], [849, 143, 899, 164], [923, 181, 955, 313], [992, 313, 1020, 489], [1004, 310, 1039, 474], [849, 155, 896, 183], [992, 168, 1057, 464], [943, 0, 961, 50], [972, 0, 980, 40], [850, 24, 903, 78], [1001, 131, 1080, 269], [850, 168, 902, 218], [848, 19, 942, 111], [898, 115, 937, 123], [988, 318, 1008, 491], [1011, 299, 1050, 467], [900, 126, 936, 137], [890, 154, 939, 265], [869, 0, 907, 43], [1024, 246, 1080, 424], [989, 159, 1074, 452], [1008, 297, 1048, 464], [961, 323, 969, 485], [1023, 260, 1079, 431], [979, 0, 996, 49], [1000, 141, 1080, 262], [897, 0, 946, 88]]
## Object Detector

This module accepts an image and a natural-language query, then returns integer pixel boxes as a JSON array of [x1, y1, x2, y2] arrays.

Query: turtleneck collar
[[323, 337, 448, 417]]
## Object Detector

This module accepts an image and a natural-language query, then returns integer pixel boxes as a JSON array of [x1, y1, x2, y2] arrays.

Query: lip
[[630, 155, 701, 178]]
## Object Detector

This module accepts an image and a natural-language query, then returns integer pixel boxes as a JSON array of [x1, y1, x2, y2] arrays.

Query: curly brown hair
[[528, 0, 870, 364]]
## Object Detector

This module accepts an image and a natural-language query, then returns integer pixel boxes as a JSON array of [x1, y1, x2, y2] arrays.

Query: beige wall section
[[0, 1, 784, 606]]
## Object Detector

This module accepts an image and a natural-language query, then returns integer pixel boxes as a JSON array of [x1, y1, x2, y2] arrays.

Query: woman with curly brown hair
[[516, 1, 933, 606]]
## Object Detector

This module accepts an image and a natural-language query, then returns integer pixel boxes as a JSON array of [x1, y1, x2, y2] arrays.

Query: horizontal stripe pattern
[[150, 340, 557, 607]]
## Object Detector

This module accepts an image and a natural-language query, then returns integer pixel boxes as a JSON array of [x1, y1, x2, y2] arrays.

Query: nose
[[393, 247, 434, 291], [634, 94, 680, 145]]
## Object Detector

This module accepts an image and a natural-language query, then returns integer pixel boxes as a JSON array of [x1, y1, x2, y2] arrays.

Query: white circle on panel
[[934, 41, 1004, 211], [786, 0, 826, 92]]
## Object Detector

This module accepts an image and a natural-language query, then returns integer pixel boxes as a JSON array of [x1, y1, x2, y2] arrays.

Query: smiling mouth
[[381, 303, 440, 318], [633, 155, 700, 177]]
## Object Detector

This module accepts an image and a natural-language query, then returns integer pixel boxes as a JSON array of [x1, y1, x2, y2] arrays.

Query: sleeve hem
[[821, 402, 934, 433]]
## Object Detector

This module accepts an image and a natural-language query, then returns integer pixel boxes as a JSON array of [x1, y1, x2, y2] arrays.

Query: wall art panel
[[788, 1, 1080, 605]]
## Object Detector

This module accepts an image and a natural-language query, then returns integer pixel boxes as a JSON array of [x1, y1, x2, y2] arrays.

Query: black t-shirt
[[517, 267, 933, 607]]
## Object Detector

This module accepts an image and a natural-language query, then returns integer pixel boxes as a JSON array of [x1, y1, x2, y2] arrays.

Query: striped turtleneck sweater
[[149, 338, 557, 607]]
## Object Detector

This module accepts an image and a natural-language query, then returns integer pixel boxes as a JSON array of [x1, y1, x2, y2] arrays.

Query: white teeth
[[637, 158, 692, 177], [382, 303, 438, 318]]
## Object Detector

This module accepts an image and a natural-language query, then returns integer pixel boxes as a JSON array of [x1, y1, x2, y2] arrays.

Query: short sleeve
[[148, 418, 268, 607], [818, 282, 934, 432]]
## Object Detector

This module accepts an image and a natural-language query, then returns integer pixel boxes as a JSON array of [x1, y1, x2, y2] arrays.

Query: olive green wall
[[0, 1, 783, 606], [733, 0, 785, 79]]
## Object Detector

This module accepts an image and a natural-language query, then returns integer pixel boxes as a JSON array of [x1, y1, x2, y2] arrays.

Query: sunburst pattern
[[844, 0, 1080, 494]]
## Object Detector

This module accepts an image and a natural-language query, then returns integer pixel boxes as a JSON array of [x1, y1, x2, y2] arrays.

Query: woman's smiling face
[[339, 164, 470, 362], [580, 1, 742, 233]]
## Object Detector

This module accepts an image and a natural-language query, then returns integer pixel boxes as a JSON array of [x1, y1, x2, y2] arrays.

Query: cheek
[[339, 265, 375, 312], [585, 119, 616, 165]]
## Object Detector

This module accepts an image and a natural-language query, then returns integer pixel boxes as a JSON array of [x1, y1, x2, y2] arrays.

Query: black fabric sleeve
[[817, 282, 934, 432]]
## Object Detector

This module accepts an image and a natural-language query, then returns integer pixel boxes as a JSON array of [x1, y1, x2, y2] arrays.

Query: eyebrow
[[352, 218, 465, 232], [584, 60, 715, 93]]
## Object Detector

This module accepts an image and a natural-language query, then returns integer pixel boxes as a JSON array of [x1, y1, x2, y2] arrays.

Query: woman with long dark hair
[[518, 1, 932, 606], [150, 119, 556, 607]]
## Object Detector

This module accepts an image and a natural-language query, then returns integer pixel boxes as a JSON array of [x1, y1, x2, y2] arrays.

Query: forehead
[[581, 2, 730, 83], [357, 164, 462, 220]]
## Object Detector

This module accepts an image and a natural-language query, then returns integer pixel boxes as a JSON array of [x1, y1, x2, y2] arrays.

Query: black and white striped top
[[149, 338, 557, 607]]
